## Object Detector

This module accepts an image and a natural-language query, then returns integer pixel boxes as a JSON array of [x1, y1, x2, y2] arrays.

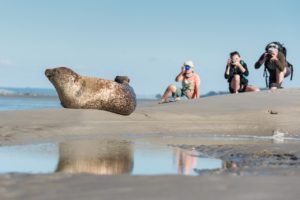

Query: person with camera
[[159, 60, 200, 103], [255, 42, 291, 90], [225, 51, 260, 94]]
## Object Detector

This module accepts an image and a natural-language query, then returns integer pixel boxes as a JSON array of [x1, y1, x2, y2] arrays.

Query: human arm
[[175, 66, 186, 82], [236, 61, 249, 76], [255, 53, 268, 69], [224, 59, 231, 79]]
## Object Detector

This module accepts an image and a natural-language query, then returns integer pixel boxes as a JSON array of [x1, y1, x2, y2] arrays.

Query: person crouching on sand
[[159, 60, 200, 103], [254, 42, 291, 90], [224, 51, 260, 94]]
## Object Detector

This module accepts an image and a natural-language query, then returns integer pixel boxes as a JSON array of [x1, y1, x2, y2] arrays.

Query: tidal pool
[[0, 140, 222, 176]]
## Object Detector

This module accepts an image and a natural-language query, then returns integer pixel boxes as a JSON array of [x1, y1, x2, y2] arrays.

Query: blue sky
[[0, 0, 299, 96]]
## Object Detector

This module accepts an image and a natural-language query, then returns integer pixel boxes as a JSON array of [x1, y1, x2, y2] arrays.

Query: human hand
[[271, 55, 278, 61], [181, 66, 186, 74], [232, 61, 240, 67], [227, 59, 232, 66], [259, 53, 269, 64], [264, 53, 269, 59]]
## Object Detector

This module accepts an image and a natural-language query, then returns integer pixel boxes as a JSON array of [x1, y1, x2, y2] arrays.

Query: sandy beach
[[1, 0, 299, 199], [1, 88, 299, 144], [0, 88, 300, 200]]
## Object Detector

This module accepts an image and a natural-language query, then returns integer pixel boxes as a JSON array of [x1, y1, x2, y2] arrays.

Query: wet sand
[[1, 174, 300, 200], [0, 88, 300, 199]]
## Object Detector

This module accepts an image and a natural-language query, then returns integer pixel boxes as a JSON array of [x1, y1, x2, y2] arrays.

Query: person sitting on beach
[[159, 60, 200, 103], [225, 51, 260, 94], [254, 42, 291, 90]]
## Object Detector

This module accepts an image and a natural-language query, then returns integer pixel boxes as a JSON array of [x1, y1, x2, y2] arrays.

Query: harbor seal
[[45, 67, 136, 115]]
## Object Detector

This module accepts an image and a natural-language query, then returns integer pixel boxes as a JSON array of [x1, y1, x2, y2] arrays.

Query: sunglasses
[[185, 65, 191, 71]]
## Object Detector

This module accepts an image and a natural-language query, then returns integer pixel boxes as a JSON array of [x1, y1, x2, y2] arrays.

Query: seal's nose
[[45, 69, 53, 79]]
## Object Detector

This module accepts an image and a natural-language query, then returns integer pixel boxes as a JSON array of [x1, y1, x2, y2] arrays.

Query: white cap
[[183, 60, 195, 68]]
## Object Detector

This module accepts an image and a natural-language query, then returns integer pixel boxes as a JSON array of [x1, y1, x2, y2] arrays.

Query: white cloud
[[0, 59, 13, 66]]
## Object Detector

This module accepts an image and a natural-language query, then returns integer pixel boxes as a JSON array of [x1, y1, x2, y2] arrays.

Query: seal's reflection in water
[[55, 140, 133, 175]]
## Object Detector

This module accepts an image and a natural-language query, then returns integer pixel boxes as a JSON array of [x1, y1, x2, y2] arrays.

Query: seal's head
[[45, 67, 79, 84], [45, 67, 83, 105], [45, 67, 82, 88]]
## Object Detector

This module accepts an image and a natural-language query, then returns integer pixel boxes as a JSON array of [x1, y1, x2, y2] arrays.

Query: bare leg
[[276, 67, 287, 88], [160, 84, 177, 103], [270, 86, 277, 91], [245, 85, 260, 92], [230, 75, 240, 94]]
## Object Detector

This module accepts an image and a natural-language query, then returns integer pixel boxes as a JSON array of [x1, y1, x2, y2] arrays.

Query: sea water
[[0, 87, 61, 110], [0, 87, 157, 111]]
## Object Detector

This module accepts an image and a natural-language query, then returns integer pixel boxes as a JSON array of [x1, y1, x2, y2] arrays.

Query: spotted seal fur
[[45, 67, 136, 115]]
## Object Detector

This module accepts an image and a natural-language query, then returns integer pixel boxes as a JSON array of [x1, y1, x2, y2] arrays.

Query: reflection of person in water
[[55, 140, 133, 175], [223, 161, 238, 170], [175, 148, 197, 175]]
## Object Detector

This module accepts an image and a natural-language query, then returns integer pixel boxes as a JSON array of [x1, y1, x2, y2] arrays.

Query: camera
[[267, 47, 278, 55]]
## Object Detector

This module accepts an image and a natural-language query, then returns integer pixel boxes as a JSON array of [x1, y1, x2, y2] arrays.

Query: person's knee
[[168, 84, 176, 92], [231, 75, 240, 87]]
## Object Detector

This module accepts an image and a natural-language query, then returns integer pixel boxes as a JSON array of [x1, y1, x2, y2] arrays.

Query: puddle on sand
[[0, 140, 222, 176]]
